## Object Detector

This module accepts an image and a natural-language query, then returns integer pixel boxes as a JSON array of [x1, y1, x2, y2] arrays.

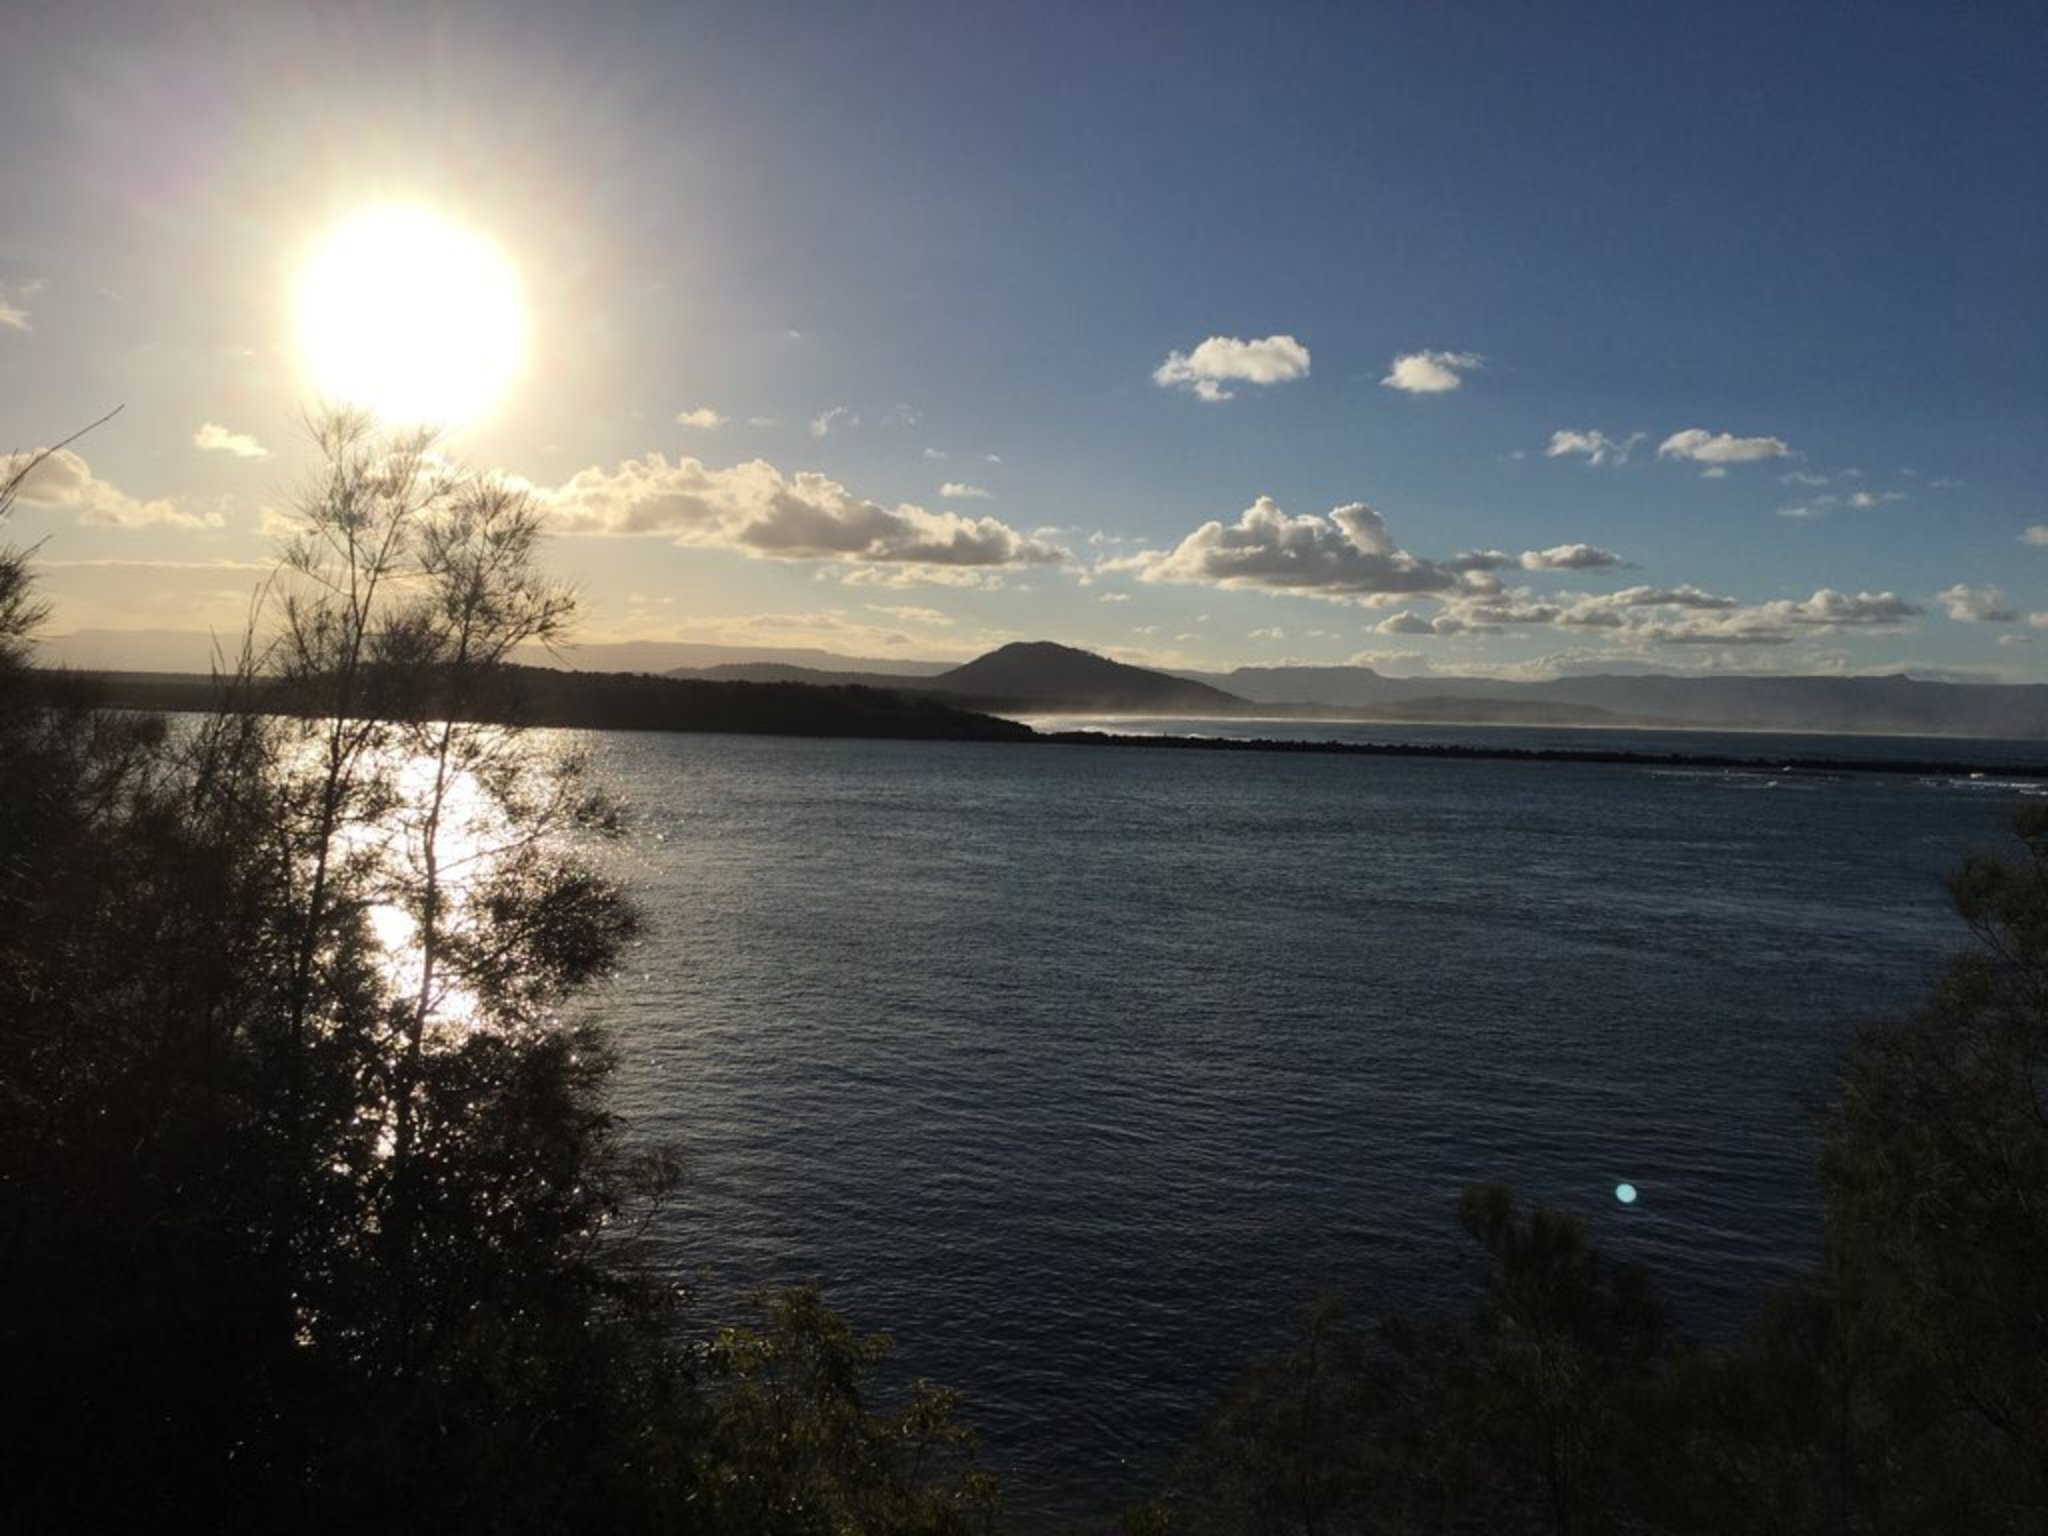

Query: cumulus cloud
[[1416, 583, 1916, 647], [1447, 549, 1515, 572], [1657, 428, 1792, 464], [1939, 583, 2019, 622], [1546, 429, 1644, 467], [544, 454, 1065, 572], [1520, 543, 1623, 571], [1375, 610, 1472, 636], [1780, 488, 1907, 518], [676, 407, 727, 429], [809, 405, 856, 437], [836, 565, 1015, 589], [1381, 350, 1482, 394], [9, 447, 219, 529], [1344, 648, 1434, 677], [1152, 334, 1311, 402], [192, 422, 268, 459], [1108, 496, 1465, 601], [2023, 526, 2048, 546], [940, 482, 991, 500]]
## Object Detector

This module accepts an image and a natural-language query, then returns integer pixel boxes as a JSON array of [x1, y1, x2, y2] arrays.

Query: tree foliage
[[0, 414, 991, 1534], [1148, 810, 2048, 1536]]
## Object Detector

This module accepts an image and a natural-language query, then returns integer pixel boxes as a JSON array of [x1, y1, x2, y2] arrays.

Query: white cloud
[[676, 407, 727, 429], [2022, 525, 2048, 546], [1700, 467, 1727, 480], [1098, 592, 1130, 603], [1447, 549, 1515, 572], [940, 482, 991, 500], [836, 565, 1014, 589], [747, 415, 777, 428], [1152, 334, 1311, 402], [863, 603, 953, 626], [544, 454, 1065, 573], [1375, 610, 1469, 636], [8, 447, 220, 529], [922, 447, 947, 461], [1249, 627, 1286, 641], [1381, 350, 1483, 394], [1446, 544, 1623, 573], [1689, 590, 1918, 640], [1344, 648, 1434, 677], [1657, 428, 1792, 464], [192, 422, 268, 459], [1417, 583, 1917, 647], [1546, 429, 1643, 467], [0, 288, 31, 332], [1780, 469, 1830, 487], [1939, 583, 2019, 623], [809, 406, 856, 437], [1108, 496, 1467, 601], [1777, 488, 1906, 519], [1520, 543, 1624, 571]]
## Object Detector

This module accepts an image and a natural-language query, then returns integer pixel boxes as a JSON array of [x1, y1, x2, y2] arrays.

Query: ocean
[[580, 723, 2031, 1519]]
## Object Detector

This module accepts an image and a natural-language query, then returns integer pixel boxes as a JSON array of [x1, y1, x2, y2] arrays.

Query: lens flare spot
[[1615, 1182, 1639, 1205]]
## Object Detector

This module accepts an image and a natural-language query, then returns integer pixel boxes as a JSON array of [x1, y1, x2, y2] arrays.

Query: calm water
[[579, 727, 2028, 1520]]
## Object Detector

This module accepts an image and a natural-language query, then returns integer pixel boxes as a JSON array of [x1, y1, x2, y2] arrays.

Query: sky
[[2, 0, 2045, 680]]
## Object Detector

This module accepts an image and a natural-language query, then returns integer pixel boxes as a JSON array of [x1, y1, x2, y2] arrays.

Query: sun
[[296, 207, 526, 426]]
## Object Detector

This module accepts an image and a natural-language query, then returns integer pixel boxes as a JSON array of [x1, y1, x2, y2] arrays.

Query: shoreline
[[50, 668, 2048, 780], [1035, 727, 2048, 780]]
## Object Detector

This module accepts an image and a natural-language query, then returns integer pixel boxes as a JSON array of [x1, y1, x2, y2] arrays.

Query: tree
[[1813, 804, 2048, 1530], [1, 410, 999, 1534], [1148, 1185, 1669, 1536]]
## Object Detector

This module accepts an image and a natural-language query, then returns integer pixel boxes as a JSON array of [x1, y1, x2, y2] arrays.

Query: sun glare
[[296, 207, 526, 426]]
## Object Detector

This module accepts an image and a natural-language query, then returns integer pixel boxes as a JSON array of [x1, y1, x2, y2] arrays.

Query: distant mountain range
[[33, 629, 2048, 738], [665, 640, 2048, 737], [1177, 664, 2048, 738]]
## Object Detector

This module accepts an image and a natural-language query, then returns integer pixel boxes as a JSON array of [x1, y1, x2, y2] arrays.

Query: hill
[[929, 641, 1247, 713], [65, 666, 1034, 743]]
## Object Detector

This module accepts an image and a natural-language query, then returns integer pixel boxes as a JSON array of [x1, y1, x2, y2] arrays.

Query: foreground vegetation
[[4, 418, 2045, 1532], [0, 418, 997, 1534]]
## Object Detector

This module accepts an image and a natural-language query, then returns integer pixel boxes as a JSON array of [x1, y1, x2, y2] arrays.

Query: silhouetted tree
[[0, 412, 993, 1534]]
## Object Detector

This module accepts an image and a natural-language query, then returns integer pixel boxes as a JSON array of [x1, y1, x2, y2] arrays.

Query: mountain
[[930, 641, 1246, 713], [1177, 663, 2048, 737], [511, 639, 960, 676], [665, 661, 941, 689]]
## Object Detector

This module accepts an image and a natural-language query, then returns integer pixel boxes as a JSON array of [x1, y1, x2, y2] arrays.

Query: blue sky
[[3, 1, 2045, 678]]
